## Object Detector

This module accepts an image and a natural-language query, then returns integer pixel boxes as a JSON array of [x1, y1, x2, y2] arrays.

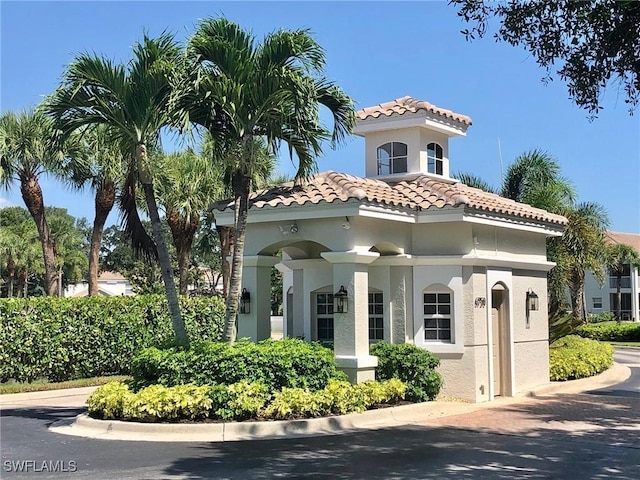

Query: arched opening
[[491, 282, 510, 397]]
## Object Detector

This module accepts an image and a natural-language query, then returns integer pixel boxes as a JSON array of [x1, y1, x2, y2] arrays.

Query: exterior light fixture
[[526, 289, 539, 312], [334, 285, 348, 313], [240, 288, 251, 314]]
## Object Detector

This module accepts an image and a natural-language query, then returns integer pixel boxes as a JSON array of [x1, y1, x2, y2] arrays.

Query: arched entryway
[[491, 282, 510, 397]]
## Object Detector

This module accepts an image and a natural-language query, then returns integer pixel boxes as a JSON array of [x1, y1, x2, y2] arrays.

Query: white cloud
[[0, 197, 17, 209]]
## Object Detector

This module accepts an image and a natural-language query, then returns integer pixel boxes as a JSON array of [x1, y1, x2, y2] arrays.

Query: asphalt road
[[1, 348, 639, 480]]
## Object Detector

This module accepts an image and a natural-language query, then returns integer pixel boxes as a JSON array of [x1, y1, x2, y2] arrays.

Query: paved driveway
[[1, 348, 639, 479]]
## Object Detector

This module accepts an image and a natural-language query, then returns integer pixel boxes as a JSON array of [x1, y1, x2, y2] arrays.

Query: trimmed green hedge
[[87, 378, 408, 422], [131, 339, 347, 393], [576, 322, 640, 342], [549, 335, 614, 381], [370, 342, 443, 401], [0, 295, 225, 383]]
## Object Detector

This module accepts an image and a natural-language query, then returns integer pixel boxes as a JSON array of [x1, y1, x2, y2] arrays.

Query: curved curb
[[49, 401, 475, 443], [48, 361, 633, 443], [525, 362, 632, 397]]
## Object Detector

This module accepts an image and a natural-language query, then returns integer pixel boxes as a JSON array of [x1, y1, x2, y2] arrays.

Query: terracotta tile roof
[[214, 171, 567, 226], [357, 96, 472, 126], [606, 231, 640, 252]]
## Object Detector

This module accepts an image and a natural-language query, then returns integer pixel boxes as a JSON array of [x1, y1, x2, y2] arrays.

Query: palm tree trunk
[[223, 170, 251, 343], [136, 144, 188, 346], [569, 268, 586, 326], [89, 182, 116, 296], [20, 176, 58, 296], [7, 257, 15, 298], [616, 273, 622, 322], [215, 225, 234, 298], [166, 209, 199, 296]]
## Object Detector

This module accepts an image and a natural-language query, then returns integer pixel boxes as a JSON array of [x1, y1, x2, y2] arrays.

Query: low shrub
[[0, 295, 225, 383], [131, 338, 346, 394], [549, 335, 614, 381], [576, 322, 640, 342], [88, 378, 408, 422], [124, 384, 213, 422], [214, 381, 270, 421], [86, 381, 134, 419], [586, 311, 616, 323], [370, 342, 443, 401]]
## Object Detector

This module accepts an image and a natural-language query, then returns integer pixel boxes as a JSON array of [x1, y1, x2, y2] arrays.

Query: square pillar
[[390, 266, 413, 344], [291, 269, 305, 338], [321, 251, 379, 383], [238, 255, 279, 342]]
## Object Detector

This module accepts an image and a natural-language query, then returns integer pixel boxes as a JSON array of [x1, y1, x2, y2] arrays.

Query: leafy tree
[[451, 0, 640, 116], [606, 242, 640, 321], [0, 207, 42, 297], [180, 18, 354, 342], [0, 110, 84, 296], [46, 33, 189, 345], [46, 207, 89, 295]]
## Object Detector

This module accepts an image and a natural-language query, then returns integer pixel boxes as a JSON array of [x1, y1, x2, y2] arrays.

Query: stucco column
[[321, 250, 380, 383], [390, 266, 413, 344], [238, 255, 279, 342], [290, 268, 305, 338]]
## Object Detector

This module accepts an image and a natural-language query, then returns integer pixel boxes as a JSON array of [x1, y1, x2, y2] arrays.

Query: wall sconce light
[[240, 288, 251, 314], [334, 285, 348, 313], [526, 289, 539, 312]]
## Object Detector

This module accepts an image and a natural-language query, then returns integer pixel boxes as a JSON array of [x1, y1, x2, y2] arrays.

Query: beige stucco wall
[[437, 346, 490, 402], [511, 270, 550, 392], [412, 223, 473, 255], [471, 225, 549, 262]]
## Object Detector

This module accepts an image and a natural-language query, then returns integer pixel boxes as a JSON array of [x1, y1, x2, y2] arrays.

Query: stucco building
[[584, 231, 640, 321], [214, 96, 567, 402]]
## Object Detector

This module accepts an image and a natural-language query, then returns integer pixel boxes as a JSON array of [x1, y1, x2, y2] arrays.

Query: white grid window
[[368, 292, 384, 343], [315, 293, 334, 342], [377, 142, 408, 175], [423, 292, 452, 342], [427, 142, 443, 175], [592, 297, 603, 309]]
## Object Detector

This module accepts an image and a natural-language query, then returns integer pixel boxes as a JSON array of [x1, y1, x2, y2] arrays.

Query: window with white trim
[[423, 292, 452, 342], [377, 142, 407, 175], [315, 293, 334, 342], [368, 292, 384, 343], [426, 142, 443, 175], [592, 297, 603, 309]]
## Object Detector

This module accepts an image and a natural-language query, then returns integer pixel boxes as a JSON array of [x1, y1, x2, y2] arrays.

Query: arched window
[[427, 142, 443, 175], [423, 289, 452, 342], [377, 142, 407, 175]]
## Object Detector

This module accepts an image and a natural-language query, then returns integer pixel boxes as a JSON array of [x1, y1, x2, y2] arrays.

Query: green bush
[[124, 384, 213, 422], [576, 322, 640, 342], [549, 335, 614, 381], [0, 295, 225, 383], [86, 381, 134, 419], [586, 311, 616, 323], [89, 378, 408, 422], [370, 342, 443, 402], [131, 338, 346, 394], [264, 378, 407, 420]]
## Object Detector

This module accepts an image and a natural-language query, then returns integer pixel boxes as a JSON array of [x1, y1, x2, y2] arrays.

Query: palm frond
[[118, 169, 158, 263]]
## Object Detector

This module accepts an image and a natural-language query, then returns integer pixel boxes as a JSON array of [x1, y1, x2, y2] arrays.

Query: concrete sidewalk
[[1, 362, 631, 443]]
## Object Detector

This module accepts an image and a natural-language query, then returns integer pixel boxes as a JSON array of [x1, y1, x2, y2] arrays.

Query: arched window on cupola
[[377, 142, 407, 175], [427, 142, 444, 175]]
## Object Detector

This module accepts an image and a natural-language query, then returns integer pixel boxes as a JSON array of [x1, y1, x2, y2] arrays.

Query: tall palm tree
[[45, 33, 189, 346], [82, 126, 125, 296], [606, 242, 640, 321], [180, 18, 355, 342], [154, 149, 223, 295], [549, 202, 609, 326], [0, 110, 83, 296]]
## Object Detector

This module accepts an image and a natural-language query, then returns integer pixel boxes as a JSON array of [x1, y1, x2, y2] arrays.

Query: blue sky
[[1, 1, 639, 233]]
